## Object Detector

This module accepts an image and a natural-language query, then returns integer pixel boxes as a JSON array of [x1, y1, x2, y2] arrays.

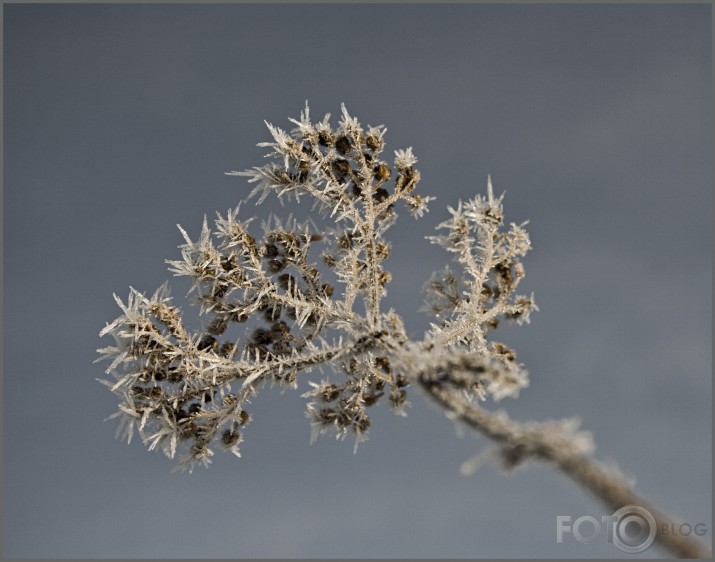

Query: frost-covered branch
[[418, 379, 710, 559], [97, 104, 709, 558]]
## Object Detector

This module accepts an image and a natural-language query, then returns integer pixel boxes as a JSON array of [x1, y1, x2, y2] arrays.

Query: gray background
[[4, 3, 711, 558]]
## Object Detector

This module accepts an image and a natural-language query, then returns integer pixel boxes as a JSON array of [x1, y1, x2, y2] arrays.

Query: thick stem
[[418, 379, 711, 559]]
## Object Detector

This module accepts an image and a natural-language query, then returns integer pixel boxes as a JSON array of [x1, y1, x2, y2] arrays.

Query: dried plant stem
[[419, 379, 711, 559], [99, 105, 705, 557]]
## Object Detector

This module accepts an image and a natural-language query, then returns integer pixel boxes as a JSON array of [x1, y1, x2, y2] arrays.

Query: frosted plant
[[97, 104, 708, 558]]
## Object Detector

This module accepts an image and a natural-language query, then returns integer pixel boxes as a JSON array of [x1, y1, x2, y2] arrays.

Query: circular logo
[[611, 505, 657, 554]]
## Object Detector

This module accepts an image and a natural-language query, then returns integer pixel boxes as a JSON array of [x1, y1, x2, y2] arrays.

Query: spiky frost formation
[[98, 104, 536, 471]]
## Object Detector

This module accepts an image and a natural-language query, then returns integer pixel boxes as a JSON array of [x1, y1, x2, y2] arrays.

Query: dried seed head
[[219, 341, 236, 357], [197, 334, 218, 352], [355, 414, 371, 433], [318, 130, 333, 147], [365, 133, 382, 151], [251, 328, 274, 345], [318, 383, 341, 402], [394, 373, 409, 388], [376, 242, 391, 260], [332, 158, 350, 179], [338, 233, 353, 250], [495, 261, 513, 285], [335, 135, 351, 155], [389, 388, 408, 409], [221, 429, 241, 446], [261, 243, 280, 258], [268, 258, 286, 273], [220, 255, 236, 272], [277, 273, 295, 291], [362, 390, 383, 406], [375, 356, 391, 372], [373, 187, 389, 203], [373, 163, 391, 182]]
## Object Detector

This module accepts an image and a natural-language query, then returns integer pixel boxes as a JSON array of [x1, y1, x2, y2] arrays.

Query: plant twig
[[419, 379, 711, 559]]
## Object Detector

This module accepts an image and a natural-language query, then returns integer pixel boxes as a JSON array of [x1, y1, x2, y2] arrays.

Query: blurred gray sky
[[4, 3, 711, 558]]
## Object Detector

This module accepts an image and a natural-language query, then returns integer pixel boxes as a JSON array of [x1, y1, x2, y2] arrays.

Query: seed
[[335, 136, 351, 155]]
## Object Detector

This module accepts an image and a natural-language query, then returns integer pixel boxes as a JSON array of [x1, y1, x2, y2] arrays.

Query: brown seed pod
[[318, 130, 334, 147], [335, 135, 351, 155], [221, 429, 241, 446], [268, 258, 286, 273], [373, 187, 389, 203], [318, 383, 341, 402], [261, 243, 280, 258], [197, 334, 218, 352], [373, 163, 391, 182], [332, 158, 350, 179], [365, 133, 382, 151], [219, 341, 236, 357]]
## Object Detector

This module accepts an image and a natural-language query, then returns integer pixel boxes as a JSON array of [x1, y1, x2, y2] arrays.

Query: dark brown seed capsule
[[251, 328, 274, 345], [270, 321, 290, 338], [149, 387, 163, 399], [338, 233, 353, 250], [332, 158, 350, 179], [373, 187, 389, 203], [219, 342, 236, 357], [335, 136, 351, 155], [277, 273, 291, 290], [222, 429, 241, 446], [319, 384, 341, 402], [220, 256, 236, 272], [262, 243, 280, 258], [375, 356, 391, 372], [167, 368, 182, 383], [366, 134, 381, 151], [355, 415, 371, 432], [318, 130, 333, 147], [197, 334, 218, 351], [268, 258, 286, 273], [373, 163, 391, 181], [362, 391, 383, 406], [395, 374, 409, 388]]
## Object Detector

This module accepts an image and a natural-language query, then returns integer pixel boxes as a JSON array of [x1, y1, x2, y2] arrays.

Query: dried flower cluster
[[98, 104, 543, 472], [96, 104, 712, 560]]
